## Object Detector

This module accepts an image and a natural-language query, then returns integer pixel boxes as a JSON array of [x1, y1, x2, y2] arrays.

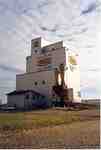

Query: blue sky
[[0, 0, 100, 102]]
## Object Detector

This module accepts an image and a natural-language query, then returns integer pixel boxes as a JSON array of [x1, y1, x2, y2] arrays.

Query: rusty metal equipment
[[52, 64, 73, 105]]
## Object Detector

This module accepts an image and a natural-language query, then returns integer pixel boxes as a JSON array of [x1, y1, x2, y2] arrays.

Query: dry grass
[[0, 108, 100, 148]]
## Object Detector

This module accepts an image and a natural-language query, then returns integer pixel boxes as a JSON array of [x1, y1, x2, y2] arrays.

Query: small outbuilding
[[7, 90, 50, 110]]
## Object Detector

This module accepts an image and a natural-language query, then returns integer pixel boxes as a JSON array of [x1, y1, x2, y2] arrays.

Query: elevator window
[[26, 94, 29, 99], [42, 80, 46, 84], [35, 50, 37, 53], [34, 41, 39, 47], [34, 81, 38, 86]]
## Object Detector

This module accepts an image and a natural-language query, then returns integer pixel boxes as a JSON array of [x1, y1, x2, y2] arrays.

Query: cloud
[[0, 64, 24, 73], [81, 27, 88, 33], [81, 3, 96, 15], [40, 24, 58, 33], [80, 0, 96, 15]]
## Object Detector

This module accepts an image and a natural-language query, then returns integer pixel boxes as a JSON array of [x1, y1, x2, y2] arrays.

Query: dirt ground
[[0, 108, 100, 149]]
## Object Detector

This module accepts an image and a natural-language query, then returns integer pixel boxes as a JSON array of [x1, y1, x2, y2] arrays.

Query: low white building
[[15, 37, 81, 102], [7, 90, 51, 109]]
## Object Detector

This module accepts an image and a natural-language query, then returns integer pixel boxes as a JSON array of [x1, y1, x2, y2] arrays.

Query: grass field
[[0, 107, 100, 148]]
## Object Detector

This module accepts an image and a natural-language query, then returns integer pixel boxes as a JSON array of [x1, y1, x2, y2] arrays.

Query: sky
[[0, 0, 100, 103]]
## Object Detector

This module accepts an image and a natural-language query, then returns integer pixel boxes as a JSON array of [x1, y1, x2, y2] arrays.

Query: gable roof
[[7, 90, 44, 96]]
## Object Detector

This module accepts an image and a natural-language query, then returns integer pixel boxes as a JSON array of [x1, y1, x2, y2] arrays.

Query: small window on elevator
[[35, 50, 37, 53], [34, 41, 39, 47], [34, 81, 38, 86], [26, 94, 29, 99], [42, 80, 46, 85]]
